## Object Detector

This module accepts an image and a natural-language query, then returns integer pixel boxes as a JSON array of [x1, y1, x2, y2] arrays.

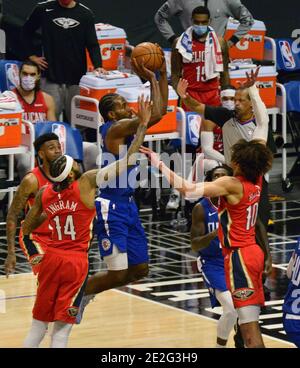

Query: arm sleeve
[[85, 12, 102, 69], [22, 5, 43, 58], [249, 84, 269, 142], [227, 1, 254, 43], [154, 1, 183, 43], [204, 106, 233, 127], [200, 131, 225, 163]]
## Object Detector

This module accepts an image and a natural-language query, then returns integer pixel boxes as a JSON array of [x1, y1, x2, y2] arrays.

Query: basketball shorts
[[223, 244, 265, 308], [95, 196, 148, 266], [283, 314, 300, 348], [33, 248, 88, 324], [182, 88, 221, 110], [19, 229, 49, 275], [198, 256, 227, 308]]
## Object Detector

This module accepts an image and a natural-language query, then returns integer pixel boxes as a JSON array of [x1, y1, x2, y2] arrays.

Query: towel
[[176, 26, 223, 80], [0, 90, 18, 110]]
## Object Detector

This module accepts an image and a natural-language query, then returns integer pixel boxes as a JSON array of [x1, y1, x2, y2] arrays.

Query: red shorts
[[19, 228, 49, 275], [223, 244, 265, 309], [182, 88, 221, 111], [33, 248, 89, 324]]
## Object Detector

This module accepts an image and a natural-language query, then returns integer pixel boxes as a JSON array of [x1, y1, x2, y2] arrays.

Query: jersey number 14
[[53, 215, 77, 240]]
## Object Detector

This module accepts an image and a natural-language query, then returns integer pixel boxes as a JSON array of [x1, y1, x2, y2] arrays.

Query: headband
[[221, 89, 236, 98], [51, 155, 74, 182]]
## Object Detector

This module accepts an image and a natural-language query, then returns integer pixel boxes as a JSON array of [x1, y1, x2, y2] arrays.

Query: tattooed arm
[[22, 187, 47, 235], [5, 174, 39, 276]]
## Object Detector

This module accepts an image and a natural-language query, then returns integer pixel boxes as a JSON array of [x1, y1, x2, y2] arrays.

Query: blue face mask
[[192, 25, 208, 36]]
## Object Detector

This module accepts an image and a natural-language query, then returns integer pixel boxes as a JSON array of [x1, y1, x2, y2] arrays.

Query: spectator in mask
[[14, 60, 56, 124], [154, 0, 254, 49], [13, 60, 57, 179]]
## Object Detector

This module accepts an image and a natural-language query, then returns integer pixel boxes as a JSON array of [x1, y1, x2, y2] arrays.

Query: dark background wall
[[2, 0, 300, 59]]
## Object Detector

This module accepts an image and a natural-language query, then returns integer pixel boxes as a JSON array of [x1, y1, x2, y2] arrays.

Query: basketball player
[[177, 69, 272, 230], [82, 60, 168, 297], [141, 138, 273, 348], [5, 133, 62, 277], [21, 95, 152, 348], [191, 164, 238, 348], [171, 6, 229, 109], [283, 239, 300, 348]]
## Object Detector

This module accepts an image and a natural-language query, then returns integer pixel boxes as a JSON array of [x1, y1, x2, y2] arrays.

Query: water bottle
[[117, 52, 125, 72]]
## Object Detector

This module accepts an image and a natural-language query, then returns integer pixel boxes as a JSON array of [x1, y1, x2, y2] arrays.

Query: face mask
[[21, 76, 36, 91], [222, 100, 235, 111], [192, 25, 208, 36], [58, 0, 73, 6]]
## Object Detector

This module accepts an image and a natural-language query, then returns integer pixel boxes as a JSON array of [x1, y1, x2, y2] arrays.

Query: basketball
[[131, 42, 165, 72]]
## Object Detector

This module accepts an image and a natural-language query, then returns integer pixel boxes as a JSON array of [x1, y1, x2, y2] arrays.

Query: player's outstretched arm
[[140, 146, 237, 200], [239, 67, 269, 144], [83, 96, 152, 190]]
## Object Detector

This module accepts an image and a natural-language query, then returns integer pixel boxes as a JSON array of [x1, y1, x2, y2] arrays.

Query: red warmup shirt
[[218, 176, 262, 249], [182, 38, 220, 92], [26, 166, 52, 236], [14, 89, 48, 123], [42, 181, 96, 252]]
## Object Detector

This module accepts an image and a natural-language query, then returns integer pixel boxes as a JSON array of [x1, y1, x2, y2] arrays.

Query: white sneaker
[[166, 193, 180, 210]]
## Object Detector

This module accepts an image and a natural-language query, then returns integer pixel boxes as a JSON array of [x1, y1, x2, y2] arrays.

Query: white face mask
[[21, 75, 36, 91], [222, 100, 235, 111]]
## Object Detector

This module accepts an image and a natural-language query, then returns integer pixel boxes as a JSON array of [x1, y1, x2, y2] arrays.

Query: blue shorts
[[198, 257, 227, 308], [95, 195, 148, 266], [283, 315, 300, 348]]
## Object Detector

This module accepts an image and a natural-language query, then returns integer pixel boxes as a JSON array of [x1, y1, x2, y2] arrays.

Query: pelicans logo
[[53, 18, 80, 29]]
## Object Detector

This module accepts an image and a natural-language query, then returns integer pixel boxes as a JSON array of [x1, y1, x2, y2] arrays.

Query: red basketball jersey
[[26, 167, 52, 236], [213, 125, 223, 153], [218, 176, 262, 249], [42, 181, 96, 252], [14, 89, 48, 124], [182, 39, 219, 92]]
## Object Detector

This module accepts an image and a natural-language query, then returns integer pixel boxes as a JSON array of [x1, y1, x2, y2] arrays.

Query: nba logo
[[279, 40, 296, 69], [188, 114, 201, 146], [5, 63, 20, 90], [52, 123, 66, 154]]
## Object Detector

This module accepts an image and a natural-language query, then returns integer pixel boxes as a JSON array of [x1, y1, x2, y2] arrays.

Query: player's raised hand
[[139, 146, 161, 168], [238, 66, 260, 89], [177, 78, 189, 99], [131, 57, 156, 81], [137, 94, 152, 127]]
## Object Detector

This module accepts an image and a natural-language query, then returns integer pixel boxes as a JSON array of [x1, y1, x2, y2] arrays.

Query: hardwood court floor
[[0, 273, 293, 348]]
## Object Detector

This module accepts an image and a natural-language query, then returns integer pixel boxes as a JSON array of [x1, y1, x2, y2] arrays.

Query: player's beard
[[73, 167, 82, 180]]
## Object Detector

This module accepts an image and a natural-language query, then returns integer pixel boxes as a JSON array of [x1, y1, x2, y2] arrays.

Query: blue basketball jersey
[[99, 121, 139, 198], [198, 197, 223, 265], [283, 240, 300, 317]]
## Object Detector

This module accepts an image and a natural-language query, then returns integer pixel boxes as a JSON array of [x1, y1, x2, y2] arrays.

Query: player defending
[[141, 138, 273, 348], [21, 96, 152, 348]]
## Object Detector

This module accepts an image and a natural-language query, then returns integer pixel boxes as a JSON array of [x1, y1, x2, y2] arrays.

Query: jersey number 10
[[246, 203, 259, 230], [53, 215, 77, 240]]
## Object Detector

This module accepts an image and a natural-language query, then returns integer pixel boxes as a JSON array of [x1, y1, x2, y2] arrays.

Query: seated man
[[13, 60, 56, 179], [14, 59, 56, 124]]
